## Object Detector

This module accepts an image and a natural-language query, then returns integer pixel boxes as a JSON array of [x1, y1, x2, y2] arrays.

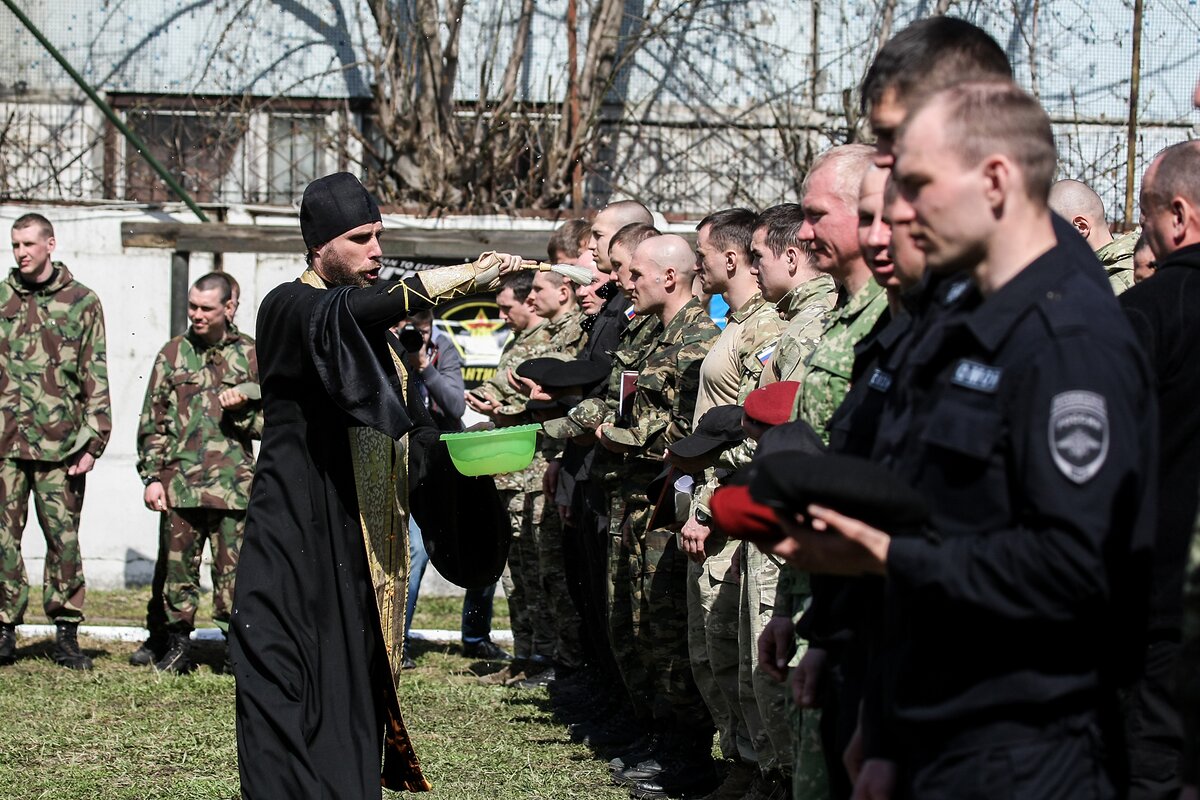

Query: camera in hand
[[398, 324, 424, 353]]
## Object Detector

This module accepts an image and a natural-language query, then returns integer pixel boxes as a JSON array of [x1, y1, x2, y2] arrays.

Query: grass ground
[[0, 590, 624, 799]]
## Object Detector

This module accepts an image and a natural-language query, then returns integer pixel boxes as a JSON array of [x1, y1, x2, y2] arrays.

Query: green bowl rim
[[439, 423, 542, 442]]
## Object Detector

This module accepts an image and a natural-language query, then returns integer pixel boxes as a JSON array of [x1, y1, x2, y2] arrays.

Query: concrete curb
[[16, 624, 514, 647]]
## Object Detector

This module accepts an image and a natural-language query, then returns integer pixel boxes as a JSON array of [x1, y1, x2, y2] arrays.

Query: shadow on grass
[[13, 636, 108, 665]]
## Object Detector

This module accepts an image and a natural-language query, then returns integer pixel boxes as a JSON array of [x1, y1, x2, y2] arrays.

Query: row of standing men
[[465, 16, 1200, 800]]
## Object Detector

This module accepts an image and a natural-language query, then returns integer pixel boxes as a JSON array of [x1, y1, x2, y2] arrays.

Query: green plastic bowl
[[439, 424, 540, 476]]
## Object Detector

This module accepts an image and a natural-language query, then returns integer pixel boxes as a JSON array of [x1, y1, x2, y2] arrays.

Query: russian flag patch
[[625, 306, 637, 321], [756, 344, 775, 365]]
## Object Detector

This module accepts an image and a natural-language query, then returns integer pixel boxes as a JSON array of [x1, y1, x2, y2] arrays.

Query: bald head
[[590, 200, 655, 273], [630, 234, 696, 317], [641, 234, 695, 277], [604, 200, 654, 228], [1048, 179, 1112, 250]]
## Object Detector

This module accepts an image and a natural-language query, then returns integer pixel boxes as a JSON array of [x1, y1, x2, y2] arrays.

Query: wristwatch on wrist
[[694, 508, 711, 525], [142, 476, 160, 487]]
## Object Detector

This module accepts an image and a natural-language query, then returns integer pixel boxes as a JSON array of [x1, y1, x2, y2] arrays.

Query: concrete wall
[[0, 202, 468, 601]]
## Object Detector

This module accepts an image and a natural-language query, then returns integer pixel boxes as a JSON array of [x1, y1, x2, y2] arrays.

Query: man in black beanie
[[231, 172, 534, 799]]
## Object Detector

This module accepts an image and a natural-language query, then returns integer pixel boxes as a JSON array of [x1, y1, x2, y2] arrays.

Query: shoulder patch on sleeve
[[1049, 390, 1109, 484]]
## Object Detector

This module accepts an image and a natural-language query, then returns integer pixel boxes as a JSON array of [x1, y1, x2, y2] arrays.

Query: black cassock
[[231, 275, 432, 799]]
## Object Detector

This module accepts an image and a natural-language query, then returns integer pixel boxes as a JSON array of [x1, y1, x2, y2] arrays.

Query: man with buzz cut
[[589, 200, 655, 274], [597, 234, 721, 799], [0, 212, 110, 671], [679, 207, 786, 799], [133, 272, 260, 675], [1050, 178, 1137, 293], [231, 171, 541, 799]]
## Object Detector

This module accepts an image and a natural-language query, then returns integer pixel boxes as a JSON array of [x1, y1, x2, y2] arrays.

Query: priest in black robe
[[230, 172, 529, 798]]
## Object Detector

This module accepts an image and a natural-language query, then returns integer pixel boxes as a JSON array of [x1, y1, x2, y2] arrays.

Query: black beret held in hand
[[539, 359, 611, 390], [749, 451, 929, 534], [667, 404, 747, 459]]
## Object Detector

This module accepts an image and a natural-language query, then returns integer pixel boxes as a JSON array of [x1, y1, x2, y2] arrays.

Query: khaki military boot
[[53, 621, 93, 671]]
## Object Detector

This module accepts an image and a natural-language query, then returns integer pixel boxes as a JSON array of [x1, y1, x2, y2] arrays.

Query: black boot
[[53, 621, 93, 671], [154, 631, 194, 674], [129, 631, 168, 667], [0, 622, 15, 665]]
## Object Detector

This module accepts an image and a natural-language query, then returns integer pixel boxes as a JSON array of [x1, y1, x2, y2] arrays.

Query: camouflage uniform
[[533, 310, 586, 662], [758, 274, 838, 387], [1096, 231, 1137, 295], [709, 275, 838, 774], [687, 294, 786, 763], [603, 299, 719, 736], [136, 325, 260, 633], [0, 263, 110, 625], [479, 320, 556, 661], [778, 278, 888, 800], [596, 311, 664, 718]]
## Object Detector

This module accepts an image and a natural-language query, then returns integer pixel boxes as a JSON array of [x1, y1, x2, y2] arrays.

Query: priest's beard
[[319, 249, 375, 288]]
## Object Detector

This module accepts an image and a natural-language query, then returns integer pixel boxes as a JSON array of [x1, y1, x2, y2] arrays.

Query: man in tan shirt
[[680, 208, 787, 797]]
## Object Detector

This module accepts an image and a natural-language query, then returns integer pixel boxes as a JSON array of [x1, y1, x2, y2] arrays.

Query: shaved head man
[[1049, 178, 1137, 293], [598, 233, 720, 798], [627, 235, 697, 317], [588, 200, 654, 274], [1049, 179, 1113, 250]]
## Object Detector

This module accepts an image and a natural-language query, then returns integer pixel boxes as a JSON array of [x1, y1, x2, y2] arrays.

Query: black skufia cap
[[748, 451, 929, 534], [667, 404, 747, 459], [300, 172, 382, 249]]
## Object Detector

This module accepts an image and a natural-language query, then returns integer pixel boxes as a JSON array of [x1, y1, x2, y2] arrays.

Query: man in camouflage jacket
[[0, 213, 110, 670], [134, 273, 260, 673], [465, 272, 558, 679], [598, 235, 721, 795]]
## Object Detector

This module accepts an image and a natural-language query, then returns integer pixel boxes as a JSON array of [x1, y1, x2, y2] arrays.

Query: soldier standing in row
[[598, 234, 720, 798], [0, 213, 110, 670], [134, 272, 261, 674], [467, 271, 555, 680]]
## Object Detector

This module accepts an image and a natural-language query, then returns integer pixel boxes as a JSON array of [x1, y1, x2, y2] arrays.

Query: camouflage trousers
[[536, 504, 583, 668], [740, 543, 793, 773], [607, 494, 656, 719], [499, 488, 551, 659], [686, 535, 749, 761], [159, 506, 243, 633], [0, 458, 86, 624], [788, 658, 829, 800], [641, 527, 713, 732]]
